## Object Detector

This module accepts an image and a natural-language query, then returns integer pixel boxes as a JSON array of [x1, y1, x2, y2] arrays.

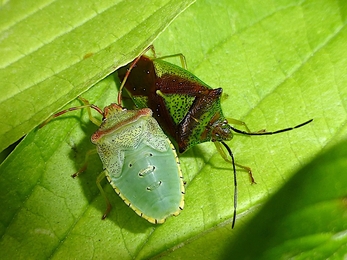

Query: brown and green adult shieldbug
[[117, 46, 312, 227], [40, 84, 185, 224]]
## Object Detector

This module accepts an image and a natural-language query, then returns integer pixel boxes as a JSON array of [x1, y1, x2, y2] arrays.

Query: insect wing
[[118, 56, 229, 152], [92, 105, 184, 223]]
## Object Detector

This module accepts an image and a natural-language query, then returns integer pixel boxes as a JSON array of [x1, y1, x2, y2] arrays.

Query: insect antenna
[[39, 98, 103, 128], [221, 118, 312, 228], [230, 119, 313, 136], [220, 141, 237, 229], [117, 46, 154, 105]]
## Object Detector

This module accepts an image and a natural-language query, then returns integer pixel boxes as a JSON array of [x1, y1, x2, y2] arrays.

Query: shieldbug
[[40, 84, 185, 224], [117, 46, 312, 227]]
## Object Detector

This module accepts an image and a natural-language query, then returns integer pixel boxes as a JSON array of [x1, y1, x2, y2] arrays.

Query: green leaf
[[160, 139, 347, 259], [0, 0, 195, 152], [224, 139, 347, 259], [1, 0, 347, 259]]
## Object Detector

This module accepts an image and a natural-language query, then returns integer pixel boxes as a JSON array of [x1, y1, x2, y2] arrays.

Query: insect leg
[[96, 170, 112, 219], [154, 53, 187, 69], [146, 44, 187, 69], [78, 97, 102, 126], [71, 149, 98, 178], [147, 44, 156, 58], [214, 142, 255, 184], [117, 45, 154, 105], [226, 118, 252, 133]]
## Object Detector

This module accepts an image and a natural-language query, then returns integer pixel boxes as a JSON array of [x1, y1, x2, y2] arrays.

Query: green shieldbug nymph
[[40, 96, 185, 224], [117, 46, 313, 227]]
